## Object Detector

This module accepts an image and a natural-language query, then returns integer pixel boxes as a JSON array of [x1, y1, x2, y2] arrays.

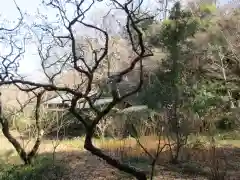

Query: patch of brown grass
[[95, 136, 170, 163], [1, 134, 240, 179], [88, 136, 240, 179]]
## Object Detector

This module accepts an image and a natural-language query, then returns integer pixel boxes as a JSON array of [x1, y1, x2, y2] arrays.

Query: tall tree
[[0, 0, 153, 179]]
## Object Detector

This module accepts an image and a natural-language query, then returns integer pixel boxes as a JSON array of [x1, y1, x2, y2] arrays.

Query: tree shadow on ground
[[0, 145, 239, 180]]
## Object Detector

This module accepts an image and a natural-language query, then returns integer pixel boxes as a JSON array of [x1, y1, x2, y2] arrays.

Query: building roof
[[43, 91, 114, 110]]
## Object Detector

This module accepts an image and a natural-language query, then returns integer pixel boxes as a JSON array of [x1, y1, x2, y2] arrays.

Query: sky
[[0, 0, 235, 82]]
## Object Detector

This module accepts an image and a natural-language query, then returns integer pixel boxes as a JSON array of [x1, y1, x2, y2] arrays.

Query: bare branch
[[27, 90, 45, 160], [0, 0, 153, 178], [0, 0, 23, 32]]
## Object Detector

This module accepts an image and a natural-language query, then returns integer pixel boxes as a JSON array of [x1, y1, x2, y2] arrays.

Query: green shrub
[[0, 157, 65, 180], [218, 130, 240, 140], [216, 117, 236, 131]]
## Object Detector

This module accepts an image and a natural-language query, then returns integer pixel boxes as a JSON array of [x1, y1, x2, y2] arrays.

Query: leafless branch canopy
[[0, 0, 24, 82], [0, 0, 153, 178]]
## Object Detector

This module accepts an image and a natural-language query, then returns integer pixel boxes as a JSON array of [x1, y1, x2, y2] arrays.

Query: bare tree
[[0, 0, 44, 165], [0, 0, 153, 179], [0, 90, 45, 164]]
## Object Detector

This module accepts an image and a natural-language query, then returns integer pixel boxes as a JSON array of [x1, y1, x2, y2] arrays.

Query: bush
[[218, 130, 240, 140], [0, 156, 65, 180], [216, 117, 236, 131]]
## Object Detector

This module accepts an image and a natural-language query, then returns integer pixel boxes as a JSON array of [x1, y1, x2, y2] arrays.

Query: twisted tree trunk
[[0, 91, 44, 165]]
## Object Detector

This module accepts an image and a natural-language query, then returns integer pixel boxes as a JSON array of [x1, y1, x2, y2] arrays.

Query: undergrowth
[[0, 156, 65, 180]]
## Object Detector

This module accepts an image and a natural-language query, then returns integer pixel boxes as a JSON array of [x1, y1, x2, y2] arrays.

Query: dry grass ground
[[0, 132, 240, 180]]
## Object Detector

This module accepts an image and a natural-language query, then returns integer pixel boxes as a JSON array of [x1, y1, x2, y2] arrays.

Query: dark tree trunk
[[0, 91, 43, 165], [84, 133, 147, 180], [2, 123, 29, 164]]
